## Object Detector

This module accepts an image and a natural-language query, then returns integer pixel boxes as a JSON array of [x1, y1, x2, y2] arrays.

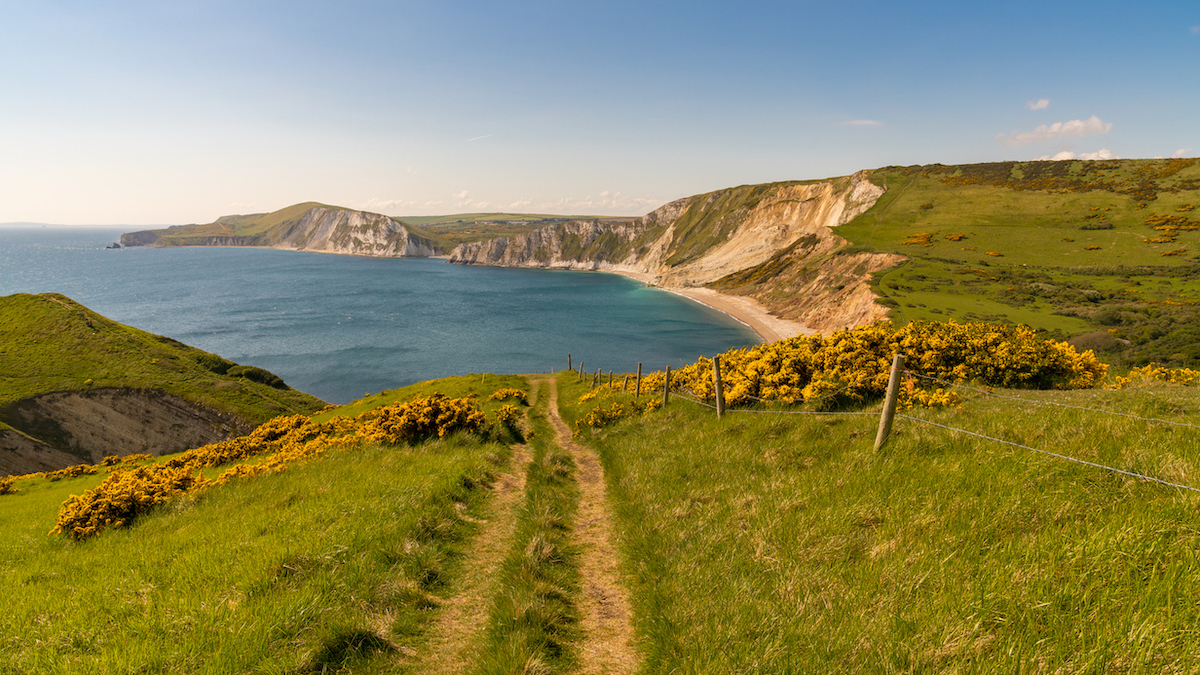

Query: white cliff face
[[274, 208, 435, 257], [447, 172, 901, 333]]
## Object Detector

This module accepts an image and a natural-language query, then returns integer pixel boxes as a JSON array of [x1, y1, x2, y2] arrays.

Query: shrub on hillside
[[356, 394, 486, 445], [0, 476, 17, 495], [227, 365, 289, 389], [488, 388, 528, 404], [51, 392, 489, 539], [195, 352, 235, 375], [52, 465, 207, 539], [653, 320, 1107, 409]]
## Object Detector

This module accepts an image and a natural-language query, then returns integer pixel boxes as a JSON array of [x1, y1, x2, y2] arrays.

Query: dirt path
[[545, 378, 639, 674], [411, 383, 539, 674]]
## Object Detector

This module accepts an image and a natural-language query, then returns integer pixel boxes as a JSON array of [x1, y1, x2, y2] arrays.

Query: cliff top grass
[[0, 293, 325, 422], [825, 159, 1200, 366]]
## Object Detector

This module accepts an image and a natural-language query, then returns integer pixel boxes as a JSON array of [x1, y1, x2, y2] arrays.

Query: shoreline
[[125, 243, 808, 343], [605, 269, 813, 343]]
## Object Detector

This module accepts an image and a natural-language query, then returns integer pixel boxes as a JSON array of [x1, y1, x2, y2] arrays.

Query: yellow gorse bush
[[1111, 363, 1200, 389], [575, 385, 662, 434], [0, 476, 17, 495], [650, 320, 1106, 408], [52, 393, 489, 540], [488, 387, 528, 404]]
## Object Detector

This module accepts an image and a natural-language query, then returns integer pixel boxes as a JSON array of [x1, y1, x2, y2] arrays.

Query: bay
[[0, 227, 759, 403]]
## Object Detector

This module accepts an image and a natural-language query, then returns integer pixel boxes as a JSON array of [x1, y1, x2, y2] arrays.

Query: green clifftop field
[[838, 159, 1200, 363], [0, 293, 325, 473]]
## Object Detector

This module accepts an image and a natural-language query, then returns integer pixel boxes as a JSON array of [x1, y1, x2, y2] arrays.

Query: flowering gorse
[[51, 393, 493, 540]]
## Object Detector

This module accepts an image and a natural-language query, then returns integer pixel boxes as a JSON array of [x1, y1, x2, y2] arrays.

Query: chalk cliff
[[121, 204, 437, 257], [449, 171, 902, 334]]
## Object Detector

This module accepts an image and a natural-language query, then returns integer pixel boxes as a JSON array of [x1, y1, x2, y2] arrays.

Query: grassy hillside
[[0, 293, 324, 428], [826, 159, 1200, 366], [558, 370, 1200, 672]]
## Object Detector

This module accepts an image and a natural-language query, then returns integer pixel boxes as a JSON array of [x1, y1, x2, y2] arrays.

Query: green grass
[[0, 293, 324, 424], [312, 373, 529, 423], [558, 371, 1200, 672], [474, 378, 583, 674], [823, 159, 1200, 366], [0, 433, 510, 673]]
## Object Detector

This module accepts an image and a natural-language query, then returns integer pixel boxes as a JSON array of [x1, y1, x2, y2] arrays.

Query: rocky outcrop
[[0, 388, 253, 475], [449, 171, 899, 334]]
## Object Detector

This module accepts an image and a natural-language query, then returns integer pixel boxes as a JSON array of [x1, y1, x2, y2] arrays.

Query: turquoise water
[[0, 228, 759, 403]]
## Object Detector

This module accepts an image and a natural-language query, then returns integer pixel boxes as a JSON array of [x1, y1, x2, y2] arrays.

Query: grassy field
[[558, 370, 1200, 672], [0, 293, 324, 427], [834, 159, 1200, 366]]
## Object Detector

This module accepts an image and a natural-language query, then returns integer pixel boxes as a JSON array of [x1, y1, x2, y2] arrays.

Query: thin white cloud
[[996, 116, 1112, 146], [1026, 99, 1050, 111], [844, 119, 882, 126], [466, 134, 493, 142], [1192, 25, 1199, 34], [1172, 148, 1193, 158], [452, 190, 469, 200], [1034, 149, 1119, 161], [509, 199, 533, 209]]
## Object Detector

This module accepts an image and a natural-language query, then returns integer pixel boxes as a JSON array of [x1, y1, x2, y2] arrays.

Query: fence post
[[623, 374, 630, 392], [874, 353, 905, 451], [608, 370, 613, 389], [663, 366, 671, 408], [713, 355, 725, 418], [593, 368, 600, 388], [578, 362, 583, 382], [635, 362, 643, 397], [568, 353, 572, 371]]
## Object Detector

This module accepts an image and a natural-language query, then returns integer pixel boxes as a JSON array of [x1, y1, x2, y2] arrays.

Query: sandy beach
[[608, 270, 812, 343]]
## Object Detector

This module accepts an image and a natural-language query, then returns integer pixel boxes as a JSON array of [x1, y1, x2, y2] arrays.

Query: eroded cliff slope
[[449, 171, 902, 334], [122, 203, 438, 257]]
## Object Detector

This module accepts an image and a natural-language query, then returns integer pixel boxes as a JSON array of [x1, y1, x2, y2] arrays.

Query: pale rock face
[[448, 172, 902, 334], [275, 208, 435, 257]]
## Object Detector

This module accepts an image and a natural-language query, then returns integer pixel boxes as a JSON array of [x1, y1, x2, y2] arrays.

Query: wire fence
[[893, 367, 1200, 494], [574, 354, 1200, 494]]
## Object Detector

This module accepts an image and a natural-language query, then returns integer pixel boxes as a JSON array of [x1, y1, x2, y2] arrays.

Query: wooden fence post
[[568, 353, 572, 371], [578, 362, 583, 382], [592, 368, 600, 388], [622, 374, 630, 392], [663, 366, 671, 408], [635, 362, 643, 397], [874, 353, 905, 451], [713, 355, 725, 418], [608, 370, 613, 389]]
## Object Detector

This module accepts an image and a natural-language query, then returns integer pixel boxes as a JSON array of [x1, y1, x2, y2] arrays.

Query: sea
[[0, 227, 759, 403]]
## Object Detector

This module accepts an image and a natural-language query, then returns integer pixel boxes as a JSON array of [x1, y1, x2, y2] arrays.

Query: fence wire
[[904, 370, 1200, 430], [897, 413, 1200, 494]]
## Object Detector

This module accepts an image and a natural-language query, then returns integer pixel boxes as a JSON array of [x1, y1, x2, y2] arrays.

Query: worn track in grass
[[411, 386, 538, 674], [545, 377, 638, 674]]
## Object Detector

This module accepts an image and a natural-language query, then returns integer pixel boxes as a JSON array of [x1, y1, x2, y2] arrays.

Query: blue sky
[[2, 0, 1197, 224]]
